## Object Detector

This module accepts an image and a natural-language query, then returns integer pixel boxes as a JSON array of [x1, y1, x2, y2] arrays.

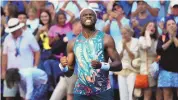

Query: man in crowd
[[17, 11, 33, 35], [2, 18, 40, 100], [5, 68, 48, 100]]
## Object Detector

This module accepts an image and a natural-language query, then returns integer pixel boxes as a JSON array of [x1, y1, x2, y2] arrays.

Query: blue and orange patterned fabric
[[73, 31, 111, 95]]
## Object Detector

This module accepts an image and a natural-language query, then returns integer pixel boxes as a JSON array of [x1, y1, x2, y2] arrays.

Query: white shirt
[[26, 18, 39, 33], [3, 31, 40, 69], [117, 38, 139, 69], [19, 68, 48, 99]]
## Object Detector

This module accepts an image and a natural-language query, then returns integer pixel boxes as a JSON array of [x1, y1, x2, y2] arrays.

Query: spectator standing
[[131, 1, 157, 38], [2, 18, 40, 100], [17, 11, 33, 35], [138, 22, 159, 100], [48, 7, 74, 59], [131, 0, 160, 17], [115, 25, 139, 100], [157, 18, 178, 100], [107, 1, 130, 47]]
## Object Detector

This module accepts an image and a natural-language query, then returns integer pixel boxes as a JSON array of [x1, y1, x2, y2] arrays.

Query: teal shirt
[[73, 31, 111, 95]]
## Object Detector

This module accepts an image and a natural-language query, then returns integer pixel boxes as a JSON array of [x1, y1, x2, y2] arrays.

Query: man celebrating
[[59, 8, 122, 100]]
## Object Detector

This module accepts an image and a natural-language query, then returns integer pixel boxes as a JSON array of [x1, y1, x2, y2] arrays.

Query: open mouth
[[85, 19, 92, 24], [151, 29, 154, 33]]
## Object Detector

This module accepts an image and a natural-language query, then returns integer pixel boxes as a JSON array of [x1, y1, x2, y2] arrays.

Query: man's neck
[[13, 32, 23, 40], [82, 27, 96, 39], [138, 11, 147, 19], [22, 26, 27, 30]]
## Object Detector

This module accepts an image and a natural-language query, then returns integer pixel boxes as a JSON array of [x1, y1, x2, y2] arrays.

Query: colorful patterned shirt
[[73, 31, 111, 95]]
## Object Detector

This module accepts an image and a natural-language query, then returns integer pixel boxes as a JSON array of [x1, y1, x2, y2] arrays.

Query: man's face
[[80, 9, 96, 28], [166, 20, 177, 34], [46, 4, 55, 14], [18, 14, 27, 25], [172, 5, 178, 16], [12, 28, 22, 39], [137, 1, 147, 13]]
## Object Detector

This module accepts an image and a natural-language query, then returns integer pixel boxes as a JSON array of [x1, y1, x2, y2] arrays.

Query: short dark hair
[[55, 11, 66, 22], [164, 16, 176, 29], [141, 21, 159, 40], [5, 68, 21, 88], [113, 1, 123, 10], [17, 11, 27, 18], [137, 1, 146, 4], [46, 2, 55, 9]]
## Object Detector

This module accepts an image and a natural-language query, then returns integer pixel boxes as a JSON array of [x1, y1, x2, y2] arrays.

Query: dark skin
[[60, 9, 122, 76]]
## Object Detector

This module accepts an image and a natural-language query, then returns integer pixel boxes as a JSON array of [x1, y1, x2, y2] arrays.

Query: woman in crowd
[[35, 9, 52, 50], [26, 6, 39, 33], [48, 7, 75, 59], [34, 9, 54, 94], [42, 8, 75, 91], [157, 17, 178, 100], [3, 3, 18, 27], [115, 25, 139, 100], [138, 22, 159, 100]]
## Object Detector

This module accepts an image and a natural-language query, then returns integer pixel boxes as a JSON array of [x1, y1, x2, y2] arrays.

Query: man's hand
[[91, 60, 102, 69], [60, 56, 68, 67]]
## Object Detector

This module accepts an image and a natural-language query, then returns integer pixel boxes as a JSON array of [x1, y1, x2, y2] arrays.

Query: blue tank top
[[73, 31, 111, 95]]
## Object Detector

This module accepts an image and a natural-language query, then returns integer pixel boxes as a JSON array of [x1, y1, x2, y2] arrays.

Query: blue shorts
[[74, 89, 114, 100]]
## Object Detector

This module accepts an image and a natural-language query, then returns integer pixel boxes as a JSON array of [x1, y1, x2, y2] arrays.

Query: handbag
[[135, 50, 149, 88]]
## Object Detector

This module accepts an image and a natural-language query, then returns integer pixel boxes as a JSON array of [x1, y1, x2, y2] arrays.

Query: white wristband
[[101, 62, 110, 71], [59, 63, 68, 72]]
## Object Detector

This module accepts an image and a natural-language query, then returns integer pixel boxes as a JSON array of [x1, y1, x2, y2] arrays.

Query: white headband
[[79, 8, 97, 18]]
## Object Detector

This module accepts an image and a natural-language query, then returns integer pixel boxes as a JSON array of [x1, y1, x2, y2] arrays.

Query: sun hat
[[5, 18, 24, 33]]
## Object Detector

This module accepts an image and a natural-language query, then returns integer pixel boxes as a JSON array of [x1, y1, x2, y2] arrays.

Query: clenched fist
[[60, 56, 68, 67], [91, 60, 101, 69]]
